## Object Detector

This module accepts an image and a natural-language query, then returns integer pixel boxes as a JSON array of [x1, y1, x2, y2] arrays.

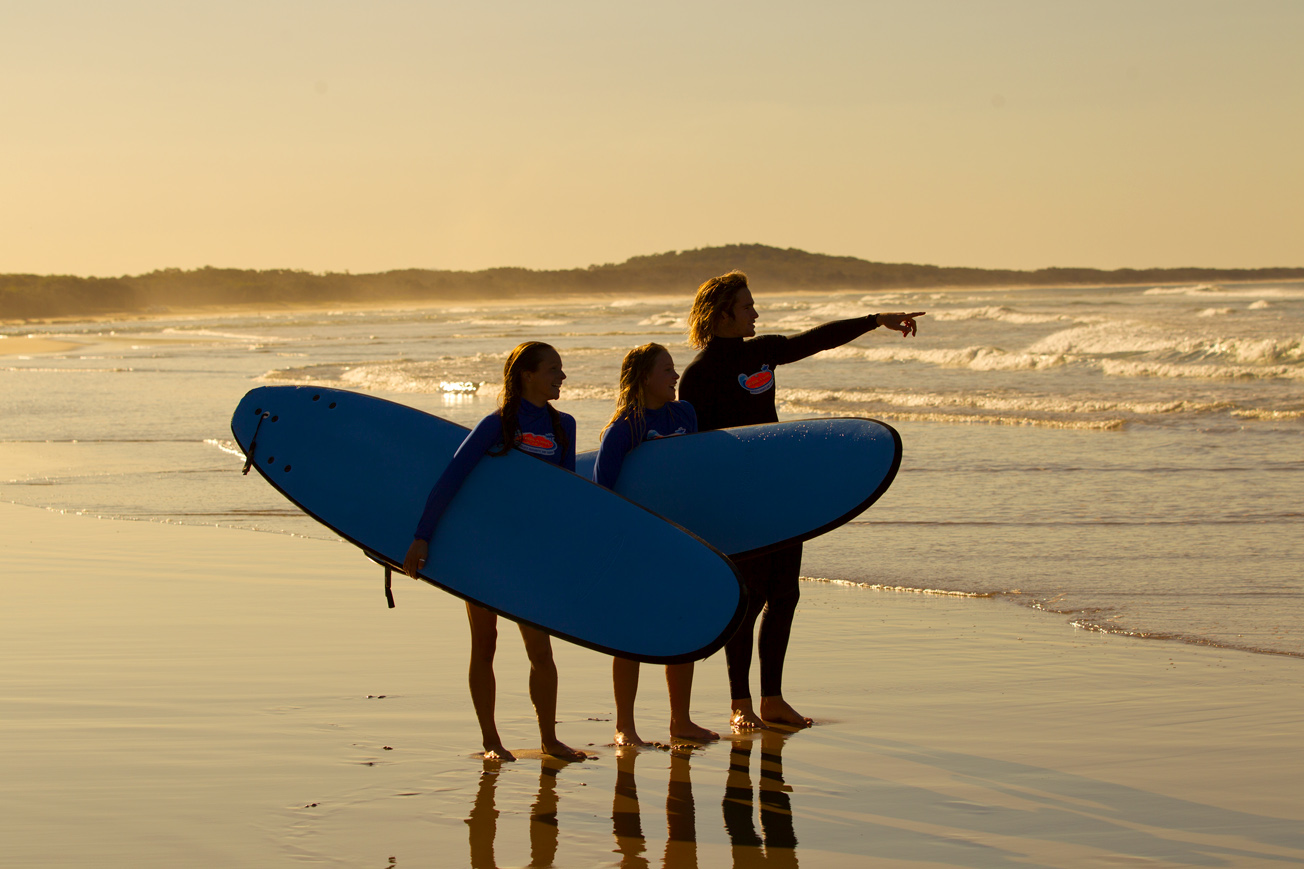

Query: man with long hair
[[679, 270, 923, 729]]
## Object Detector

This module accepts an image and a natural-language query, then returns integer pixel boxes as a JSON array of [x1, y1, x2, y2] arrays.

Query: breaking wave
[[1143, 283, 1304, 300], [928, 306, 1077, 325], [819, 345, 1070, 371]]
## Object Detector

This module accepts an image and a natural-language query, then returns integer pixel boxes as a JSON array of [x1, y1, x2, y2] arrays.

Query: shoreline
[[4, 502, 1302, 866]]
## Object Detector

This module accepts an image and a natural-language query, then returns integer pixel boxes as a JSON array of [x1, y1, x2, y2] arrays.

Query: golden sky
[[4, 0, 1301, 276]]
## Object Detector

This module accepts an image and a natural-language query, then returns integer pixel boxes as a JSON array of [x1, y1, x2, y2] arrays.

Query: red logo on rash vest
[[737, 365, 774, 395], [516, 431, 558, 455]]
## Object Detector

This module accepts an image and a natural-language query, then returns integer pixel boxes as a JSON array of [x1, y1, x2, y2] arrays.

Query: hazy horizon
[[4, 1, 1301, 278]]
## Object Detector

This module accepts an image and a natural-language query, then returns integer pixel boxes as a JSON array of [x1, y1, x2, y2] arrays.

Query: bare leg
[[613, 656, 648, 746], [466, 602, 514, 761], [518, 623, 587, 760], [667, 662, 718, 741]]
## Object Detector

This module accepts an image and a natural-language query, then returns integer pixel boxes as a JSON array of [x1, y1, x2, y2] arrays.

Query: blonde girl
[[593, 342, 718, 744]]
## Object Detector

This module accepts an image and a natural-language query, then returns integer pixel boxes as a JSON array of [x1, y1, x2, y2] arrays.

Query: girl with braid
[[593, 343, 718, 745], [403, 341, 587, 762]]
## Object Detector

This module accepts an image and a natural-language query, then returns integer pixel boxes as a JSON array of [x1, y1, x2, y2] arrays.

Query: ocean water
[[2, 281, 1301, 657]]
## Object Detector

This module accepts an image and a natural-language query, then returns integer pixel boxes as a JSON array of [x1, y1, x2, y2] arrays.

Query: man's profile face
[[717, 288, 758, 338]]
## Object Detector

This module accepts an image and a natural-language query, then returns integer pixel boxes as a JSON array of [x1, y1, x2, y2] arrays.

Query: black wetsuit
[[680, 315, 879, 699]]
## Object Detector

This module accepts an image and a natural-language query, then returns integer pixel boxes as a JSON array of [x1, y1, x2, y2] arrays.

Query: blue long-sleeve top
[[592, 400, 697, 490], [412, 400, 577, 541]]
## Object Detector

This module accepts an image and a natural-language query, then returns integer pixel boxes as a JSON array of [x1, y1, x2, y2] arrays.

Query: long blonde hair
[[603, 342, 668, 438], [687, 270, 749, 349], [493, 341, 568, 457]]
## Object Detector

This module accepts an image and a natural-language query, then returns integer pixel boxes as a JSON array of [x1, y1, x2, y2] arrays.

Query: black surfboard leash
[[241, 411, 270, 475]]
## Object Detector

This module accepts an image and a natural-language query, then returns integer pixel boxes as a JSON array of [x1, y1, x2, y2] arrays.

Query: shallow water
[[2, 280, 1301, 655]]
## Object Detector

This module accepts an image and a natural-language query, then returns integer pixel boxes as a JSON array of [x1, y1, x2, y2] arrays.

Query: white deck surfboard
[[575, 418, 902, 557], [231, 386, 745, 664]]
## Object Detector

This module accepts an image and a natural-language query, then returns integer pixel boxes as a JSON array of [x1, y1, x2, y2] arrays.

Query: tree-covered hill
[[4, 244, 1302, 320]]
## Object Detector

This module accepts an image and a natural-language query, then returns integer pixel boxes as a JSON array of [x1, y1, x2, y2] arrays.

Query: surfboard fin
[[384, 564, 395, 609]]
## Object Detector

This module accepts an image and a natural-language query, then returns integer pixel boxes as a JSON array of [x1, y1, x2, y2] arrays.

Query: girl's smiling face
[[521, 349, 566, 406], [642, 350, 678, 410]]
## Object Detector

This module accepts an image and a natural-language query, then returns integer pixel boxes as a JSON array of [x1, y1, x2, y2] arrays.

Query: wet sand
[[0, 335, 85, 355], [3, 502, 1302, 867]]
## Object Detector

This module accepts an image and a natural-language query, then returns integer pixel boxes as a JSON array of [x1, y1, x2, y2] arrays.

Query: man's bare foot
[[481, 744, 516, 762], [613, 728, 650, 747], [542, 740, 588, 761], [670, 719, 720, 741], [759, 695, 812, 728], [730, 698, 765, 731]]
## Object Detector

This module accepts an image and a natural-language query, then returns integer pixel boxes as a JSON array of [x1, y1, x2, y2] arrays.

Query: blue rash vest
[[412, 399, 577, 541], [592, 400, 697, 490]]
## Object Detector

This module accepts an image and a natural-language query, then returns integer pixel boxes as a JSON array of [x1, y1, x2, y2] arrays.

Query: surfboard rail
[[575, 416, 902, 558]]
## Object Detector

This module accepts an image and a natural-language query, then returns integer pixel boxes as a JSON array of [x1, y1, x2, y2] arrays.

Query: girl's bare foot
[[760, 695, 812, 728], [482, 744, 516, 762], [671, 719, 720, 741], [730, 699, 765, 731], [613, 728, 650, 747], [542, 740, 588, 761]]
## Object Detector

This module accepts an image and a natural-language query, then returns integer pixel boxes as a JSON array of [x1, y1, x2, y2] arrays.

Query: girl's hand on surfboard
[[403, 539, 428, 578], [876, 312, 926, 337]]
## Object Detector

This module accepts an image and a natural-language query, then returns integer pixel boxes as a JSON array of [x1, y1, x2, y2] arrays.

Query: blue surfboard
[[575, 418, 901, 557], [231, 386, 745, 664]]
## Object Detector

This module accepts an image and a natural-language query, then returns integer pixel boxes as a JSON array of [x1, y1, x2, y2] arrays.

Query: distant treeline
[[5, 244, 1303, 320]]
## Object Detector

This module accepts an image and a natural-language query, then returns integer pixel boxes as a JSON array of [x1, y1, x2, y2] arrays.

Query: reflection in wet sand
[[466, 761, 500, 868], [724, 731, 798, 868], [466, 734, 802, 867], [612, 748, 648, 868], [529, 760, 561, 867], [466, 756, 570, 868], [612, 744, 706, 868], [665, 747, 698, 867]]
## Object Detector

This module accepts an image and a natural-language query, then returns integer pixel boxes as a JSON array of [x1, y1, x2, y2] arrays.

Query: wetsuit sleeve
[[592, 419, 635, 489], [412, 413, 501, 541], [773, 315, 878, 365], [560, 413, 577, 473]]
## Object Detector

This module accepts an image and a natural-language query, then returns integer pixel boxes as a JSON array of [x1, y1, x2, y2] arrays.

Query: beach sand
[[0, 336, 86, 356], [3, 502, 1302, 867]]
